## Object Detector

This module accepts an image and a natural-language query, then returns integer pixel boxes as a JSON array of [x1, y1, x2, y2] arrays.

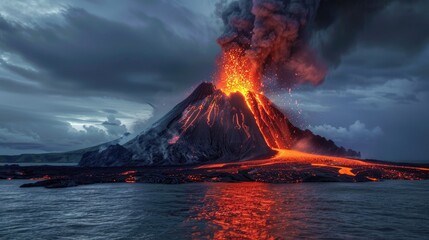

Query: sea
[[1, 179, 428, 240]]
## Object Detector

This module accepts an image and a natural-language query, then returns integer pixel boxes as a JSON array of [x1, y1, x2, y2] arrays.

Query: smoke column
[[217, 0, 327, 89]]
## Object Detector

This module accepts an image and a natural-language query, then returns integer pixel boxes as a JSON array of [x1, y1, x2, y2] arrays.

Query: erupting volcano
[[80, 48, 358, 167], [4, 0, 429, 190], [73, 0, 429, 185], [79, 0, 361, 167]]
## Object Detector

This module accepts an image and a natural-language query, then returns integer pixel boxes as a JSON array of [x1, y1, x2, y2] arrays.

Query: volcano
[[79, 82, 359, 167]]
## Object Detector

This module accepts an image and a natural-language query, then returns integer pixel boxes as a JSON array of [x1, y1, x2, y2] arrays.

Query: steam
[[217, 0, 327, 88]]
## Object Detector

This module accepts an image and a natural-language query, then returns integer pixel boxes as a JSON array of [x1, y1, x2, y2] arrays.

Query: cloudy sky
[[0, 0, 428, 162]]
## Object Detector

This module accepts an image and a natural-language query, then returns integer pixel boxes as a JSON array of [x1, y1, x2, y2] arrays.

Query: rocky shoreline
[[2, 158, 428, 188]]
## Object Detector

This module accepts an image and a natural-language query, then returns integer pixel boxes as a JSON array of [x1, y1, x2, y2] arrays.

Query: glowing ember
[[366, 177, 378, 181], [120, 170, 137, 176], [215, 48, 293, 150], [168, 135, 180, 144], [216, 48, 259, 95], [312, 163, 356, 177], [125, 176, 136, 183], [195, 148, 429, 181]]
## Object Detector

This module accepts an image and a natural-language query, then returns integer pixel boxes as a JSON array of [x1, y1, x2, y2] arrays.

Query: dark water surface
[[1, 180, 428, 239]]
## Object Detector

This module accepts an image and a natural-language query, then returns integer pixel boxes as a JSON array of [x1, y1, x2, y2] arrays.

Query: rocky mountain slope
[[80, 82, 359, 167]]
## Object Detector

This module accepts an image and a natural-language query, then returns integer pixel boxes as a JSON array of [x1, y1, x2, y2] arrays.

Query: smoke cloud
[[217, 0, 326, 88], [216, 0, 397, 89]]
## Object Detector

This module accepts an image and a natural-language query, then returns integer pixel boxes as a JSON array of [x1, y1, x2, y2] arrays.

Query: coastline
[[2, 157, 428, 188]]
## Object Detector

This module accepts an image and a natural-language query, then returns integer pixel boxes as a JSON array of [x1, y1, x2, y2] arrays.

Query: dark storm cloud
[[284, 0, 429, 95], [0, 1, 215, 155], [0, 58, 41, 81], [360, 1, 429, 53], [0, 7, 218, 101], [0, 77, 40, 94], [313, 0, 429, 67], [313, 0, 391, 66], [316, 46, 429, 93], [131, 0, 213, 40]]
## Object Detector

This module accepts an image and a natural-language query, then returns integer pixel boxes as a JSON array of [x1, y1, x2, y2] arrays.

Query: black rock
[[79, 82, 360, 167]]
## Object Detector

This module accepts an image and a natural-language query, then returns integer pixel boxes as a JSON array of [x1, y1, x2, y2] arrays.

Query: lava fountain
[[216, 47, 259, 95], [215, 47, 294, 150]]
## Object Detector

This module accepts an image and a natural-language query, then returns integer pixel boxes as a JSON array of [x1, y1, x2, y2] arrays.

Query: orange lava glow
[[121, 170, 137, 183], [197, 149, 367, 177], [210, 47, 429, 180], [190, 182, 286, 239], [366, 177, 378, 181], [244, 93, 293, 149], [125, 176, 136, 183], [216, 48, 259, 95], [215, 48, 293, 149], [196, 148, 429, 180], [311, 163, 356, 176], [120, 170, 137, 176]]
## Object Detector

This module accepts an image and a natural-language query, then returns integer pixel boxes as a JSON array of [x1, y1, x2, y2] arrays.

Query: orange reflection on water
[[190, 182, 303, 239]]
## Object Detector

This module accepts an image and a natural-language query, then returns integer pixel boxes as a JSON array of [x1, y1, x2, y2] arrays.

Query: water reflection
[[189, 182, 307, 239]]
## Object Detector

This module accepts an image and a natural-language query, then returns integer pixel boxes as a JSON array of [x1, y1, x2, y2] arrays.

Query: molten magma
[[215, 48, 292, 149], [216, 48, 259, 95]]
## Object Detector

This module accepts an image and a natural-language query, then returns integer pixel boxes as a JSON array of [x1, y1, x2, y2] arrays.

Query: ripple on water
[[1, 180, 428, 239]]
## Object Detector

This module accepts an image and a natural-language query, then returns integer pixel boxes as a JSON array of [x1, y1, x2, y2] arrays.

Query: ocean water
[[0, 180, 428, 240]]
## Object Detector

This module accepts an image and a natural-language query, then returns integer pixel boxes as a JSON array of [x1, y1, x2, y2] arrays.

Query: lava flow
[[215, 48, 293, 149], [78, 45, 428, 184], [208, 48, 429, 179]]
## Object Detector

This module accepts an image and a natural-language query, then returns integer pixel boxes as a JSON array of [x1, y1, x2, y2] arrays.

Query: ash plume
[[216, 0, 395, 88], [217, 0, 326, 88]]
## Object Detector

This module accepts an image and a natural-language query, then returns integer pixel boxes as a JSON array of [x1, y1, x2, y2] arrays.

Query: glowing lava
[[216, 48, 259, 95], [196, 148, 429, 181], [215, 48, 293, 149], [209, 47, 429, 181]]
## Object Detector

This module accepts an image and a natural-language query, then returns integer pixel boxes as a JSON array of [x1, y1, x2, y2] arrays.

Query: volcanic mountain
[[79, 82, 359, 167]]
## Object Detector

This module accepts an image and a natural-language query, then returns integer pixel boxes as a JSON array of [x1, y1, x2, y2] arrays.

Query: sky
[[0, 0, 428, 162]]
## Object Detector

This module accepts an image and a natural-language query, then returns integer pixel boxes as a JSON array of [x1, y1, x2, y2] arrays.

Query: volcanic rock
[[125, 82, 275, 165], [79, 82, 359, 167]]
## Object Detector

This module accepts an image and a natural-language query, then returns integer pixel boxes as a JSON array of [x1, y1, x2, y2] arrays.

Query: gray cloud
[[312, 0, 429, 67], [0, 6, 218, 101], [308, 120, 383, 159], [0, 1, 217, 154], [309, 120, 382, 143], [102, 115, 128, 136], [0, 106, 131, 155], [313, 0, 391, 66], [0, 90, 152, 154]]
